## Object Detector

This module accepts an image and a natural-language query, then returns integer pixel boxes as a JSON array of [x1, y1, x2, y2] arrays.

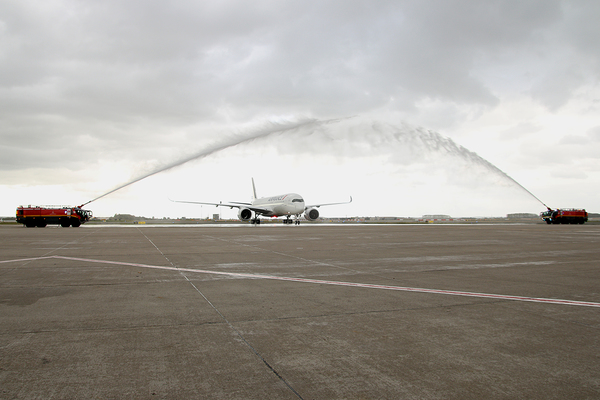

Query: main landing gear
[[284, 216, 301, 225], [250, 217, 301, 225]]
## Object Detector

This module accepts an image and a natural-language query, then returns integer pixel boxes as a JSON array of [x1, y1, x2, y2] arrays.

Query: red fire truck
[[540, 208, 588, 224], [16, 206, 93, 228]]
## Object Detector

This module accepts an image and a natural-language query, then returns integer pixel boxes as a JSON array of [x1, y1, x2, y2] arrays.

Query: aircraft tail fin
[[251, 178, 258, 201]]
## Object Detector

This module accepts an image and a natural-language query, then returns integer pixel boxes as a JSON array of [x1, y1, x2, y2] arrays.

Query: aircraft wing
[[305, 196, 352, 209], [170, 199, 272, 215]]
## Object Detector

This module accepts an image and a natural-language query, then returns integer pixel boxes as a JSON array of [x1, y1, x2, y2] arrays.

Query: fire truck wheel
[[36, 219, 47, 228], [60, 219, 71, 228], [71, 219, 81, 227]]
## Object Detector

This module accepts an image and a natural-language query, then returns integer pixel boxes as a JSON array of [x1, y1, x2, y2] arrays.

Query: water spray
[[80, 116, 550, 215], [80, 118, 334, 207], [405, 124, 551, 211], [500, 179, 550, 210]]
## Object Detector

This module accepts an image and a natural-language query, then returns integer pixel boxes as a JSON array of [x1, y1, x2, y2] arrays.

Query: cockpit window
[[292, 198, 304, 203]]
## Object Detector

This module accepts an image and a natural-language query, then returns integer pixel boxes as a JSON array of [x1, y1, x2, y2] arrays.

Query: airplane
[[171, 178, 352, 225]]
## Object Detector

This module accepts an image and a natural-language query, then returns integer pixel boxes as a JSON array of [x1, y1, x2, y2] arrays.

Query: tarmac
[[1, 223, 599, 399]]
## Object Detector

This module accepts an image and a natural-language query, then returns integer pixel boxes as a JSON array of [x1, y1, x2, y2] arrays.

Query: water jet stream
[[81, 118, 324, 207], [81, 116, 549, 212], [418, 127, 549, 209], [369, 121, 549, 209]]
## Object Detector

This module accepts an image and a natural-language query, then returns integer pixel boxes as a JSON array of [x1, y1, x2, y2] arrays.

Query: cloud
[[0, 0, 573, 129], [1, 0, 600, 216]]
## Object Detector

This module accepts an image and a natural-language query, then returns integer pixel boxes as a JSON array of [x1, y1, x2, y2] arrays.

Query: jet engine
[[304, 208, 319, 221], [238, 208, 253, 222]]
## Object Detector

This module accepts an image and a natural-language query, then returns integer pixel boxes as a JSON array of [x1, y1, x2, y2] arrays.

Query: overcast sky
[[2, 0, 599, 219]]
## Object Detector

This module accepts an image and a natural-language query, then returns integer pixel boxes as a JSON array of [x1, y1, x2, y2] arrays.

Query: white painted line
[[0, 256, 55, 264], [50, 255, 600, 308], [4, 255, 599, 308]]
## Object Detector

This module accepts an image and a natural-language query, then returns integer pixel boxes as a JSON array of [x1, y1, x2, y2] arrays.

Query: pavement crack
[[136, 228, 304, 400]]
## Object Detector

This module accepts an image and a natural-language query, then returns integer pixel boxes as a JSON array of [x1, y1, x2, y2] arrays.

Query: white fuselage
[[252, 193, 305, 217]]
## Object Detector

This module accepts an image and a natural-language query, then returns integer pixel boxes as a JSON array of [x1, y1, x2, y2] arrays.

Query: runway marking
[[0, 256, 56, 264], [4, 255, 600, 308]]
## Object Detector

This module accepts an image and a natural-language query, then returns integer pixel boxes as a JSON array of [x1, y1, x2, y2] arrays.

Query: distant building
[[507, 213, 538, 219], [422, 214, 451, 220]]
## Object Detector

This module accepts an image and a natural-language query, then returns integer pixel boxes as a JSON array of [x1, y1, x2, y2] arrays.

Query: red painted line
[[11, 255, 600, 308]]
